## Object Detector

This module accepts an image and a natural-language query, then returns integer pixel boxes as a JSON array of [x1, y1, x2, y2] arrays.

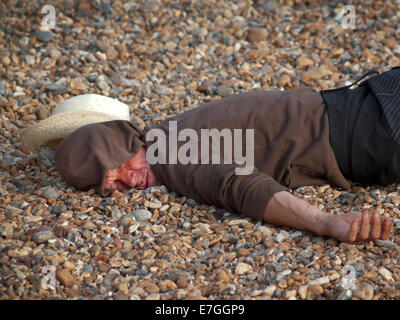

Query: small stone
[[154, 87, 172, 95], [257, 225, 273, 238], [128, 223, 139, 234], [49, 48, 61, 59], [0, 224, 13, 238], [83, 220, 96, 230], [393, 45, 400, 55], [152, 224, 166, 233], [235, 262, 252, 275], [158, 280, 177, 291], [63, 261, 76, 270], [238, 248, 251, 258], [38, 146, 56, 167], [95, 52, 107, 61], [277, 74, 291, 87], [144, 199, 162, 209], [248, 27, 268, 42], [35, 30, 53, 42], [307, 285, 323, 295], [32, 230, 54, 244], [308, 276, 330, 286], [197, 80, 214, 95], [298, 285, 308, 300], [275, 230, 290, 243], [2, 56, 10, 66], [337, 289, 352, 300], [296, 56, 314, 68], [45, 80, 68, 94], [131, 209, 152, 221], [374, 239, 396, 249], [285, 289, 297, 298], [111, 208, 122, 221], [70, 77, 88, 91], [103, 269, 120, 287], [176, 277, 187, 288], [263, 285, 276, 296], [301, 67, 331, 82], [382, 38, 397, 49], [145, 293, 160, 300], [216, 85, 233, 97], [42, 187, 61, 200], [96, 40, 118, 60], [0, 79, 6, 96], [96, 77, 111, 92], [144, 283, 160, 294], [56, 268, 75, 288], [378, 267, 394, 283], [25, 55, 36, 65], [216, 270, 230, 283], [352, 283, 374, 300]]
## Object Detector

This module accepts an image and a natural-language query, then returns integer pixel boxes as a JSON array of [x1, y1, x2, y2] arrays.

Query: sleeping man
[[54, 68, 400, 244]]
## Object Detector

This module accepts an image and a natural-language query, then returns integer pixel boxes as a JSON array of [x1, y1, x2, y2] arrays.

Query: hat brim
[[19, 111, 126, 152]]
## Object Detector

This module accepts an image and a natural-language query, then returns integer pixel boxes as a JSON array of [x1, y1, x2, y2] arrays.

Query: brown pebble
[[145, 283, 160, 294], [56, 268, 75, 288], [248, 27, 268, 42], [237, 248, 249, 257], [176, 277, 188, 288], [216, 270, 230, 283], [307, 285, 323, 295]]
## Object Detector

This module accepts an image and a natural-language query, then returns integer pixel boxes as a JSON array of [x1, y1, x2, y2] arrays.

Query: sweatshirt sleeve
[[155, 163, 290, 221]]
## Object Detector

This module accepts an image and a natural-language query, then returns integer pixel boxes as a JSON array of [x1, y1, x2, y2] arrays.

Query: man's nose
[[120, 169, 139, 188]]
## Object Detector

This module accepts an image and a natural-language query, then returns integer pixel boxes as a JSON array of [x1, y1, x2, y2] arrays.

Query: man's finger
[[347, 216, 360, 243], [358, 211, 370, 241], [380, 218, 393, 240], [369, 212, 381, 240]]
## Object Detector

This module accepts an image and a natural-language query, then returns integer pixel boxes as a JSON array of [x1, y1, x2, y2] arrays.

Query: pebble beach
[[1, 0, 400, 300]]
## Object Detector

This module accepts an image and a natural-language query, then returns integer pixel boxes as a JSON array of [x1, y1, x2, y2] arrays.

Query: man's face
[[104, 147, 158, 191]]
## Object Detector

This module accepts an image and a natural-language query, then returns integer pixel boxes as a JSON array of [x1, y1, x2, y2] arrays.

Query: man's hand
[[264, 191, 394, 243], [325, 210, 393, 244]]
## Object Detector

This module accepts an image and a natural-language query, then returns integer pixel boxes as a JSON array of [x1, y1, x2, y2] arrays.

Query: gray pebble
[[42, 187, 61, 200], [103, 269, 120, 287], [297, 249, 313, 259], [0, 80, 7, 96], [186, 198, 198, 207], [87, 73, 99, 82], [154, 87, 171, 95], [352, 283, 374, 300], [19, 36, 29, 46], [25, 55, 36, 65], [32, 230, 54, 244], [131, 209, 152, 221], [275, 230, 290, 243], [96, 76, 110, 92], [45, 82, 68, 93], [38, 146, 56, 168], [337, 289, 352, 300], [216, 85, 234, 97], [0, 224, 13, 238], [260, 1, 278, 11], [111, 208, 122, 221], [35, 30, 53, 42], [374, 239, 396, 249], [119, 216, 135, 227], [351, 262, 365, 272]]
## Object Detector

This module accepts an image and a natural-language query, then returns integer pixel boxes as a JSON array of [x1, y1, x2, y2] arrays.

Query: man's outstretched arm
[[264, 190, 393, 243]]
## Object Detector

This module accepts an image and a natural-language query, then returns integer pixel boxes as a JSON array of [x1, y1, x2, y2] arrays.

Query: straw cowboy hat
[[20, 94, 135, 152]]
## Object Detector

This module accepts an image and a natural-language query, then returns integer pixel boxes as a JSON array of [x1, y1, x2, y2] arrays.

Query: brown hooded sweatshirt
[[55, 87, 352, 221]]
